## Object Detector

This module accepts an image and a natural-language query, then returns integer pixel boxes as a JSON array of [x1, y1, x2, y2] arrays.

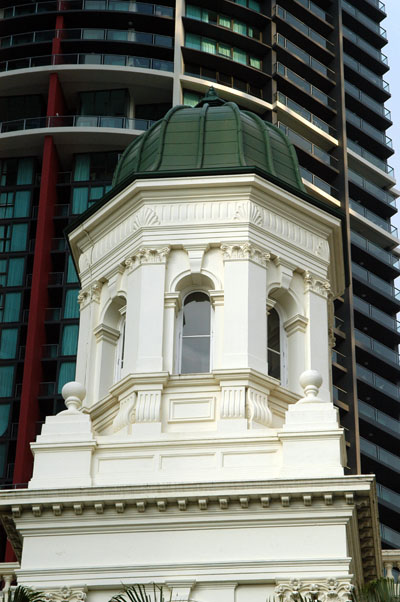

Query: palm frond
[[12, 586, 44, 602]]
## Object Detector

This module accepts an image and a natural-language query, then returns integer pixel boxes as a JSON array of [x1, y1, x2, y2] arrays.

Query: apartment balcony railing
[[276, 34, 335, 80], [355, 328, 400, 365], [0, 114, 154, 133], [45, 307, 62, 321], [345, 81, 391, 121], [342, 26, 388, 65], [381, 525, 400, 550], [3, 0, 174, 18], [343, 53, 389, 93], [42, 343, 59, 358], [351, 231, 400, 270], [348, 169, 396, 206], [365, 0, 385, 11], [350, 200, 398, 236], [275, 6, 334, 52], [332, 349, 347, 368], [342, 0, 387, 39], [0, 52, 174, 73], [358, 399, 400, 435], [353, 295, 400, 333], [300, 166, 338, 198], [278, 123, 338, 168], [275, 63, 336, 108], [378, 484, 400, 509], [347, 139, 394, 176], [352, 262, 400, 301], [295, 0, 333, 24], [277, 92, 335, 137], [360, 436, 400, 469], [1, 28, 173, 49], [357, 364, 400, 402]]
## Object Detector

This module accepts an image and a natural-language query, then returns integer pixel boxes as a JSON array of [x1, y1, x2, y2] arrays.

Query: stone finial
[[298, 370, 325, 404], [61, 381, 86, 413]]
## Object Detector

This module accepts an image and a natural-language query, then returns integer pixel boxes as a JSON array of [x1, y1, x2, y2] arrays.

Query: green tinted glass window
[[10, 223, 28, 251], [0, 404, 11, 437], [67, 256, 79, 283], [64, 289, 80, 319], [0, 443, 6, 478], [58, 362, 76, 393], [0, 293, 21, 323], [0, 365, 14, 397], [0, 328, 18, 359], [61, 325, 79, 356]]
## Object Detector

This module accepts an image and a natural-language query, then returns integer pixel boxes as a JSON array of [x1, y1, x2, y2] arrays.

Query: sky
[[381, 1, 400, 230]]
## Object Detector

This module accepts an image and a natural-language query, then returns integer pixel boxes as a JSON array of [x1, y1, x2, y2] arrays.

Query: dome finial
[[195, 86, 225, 108]]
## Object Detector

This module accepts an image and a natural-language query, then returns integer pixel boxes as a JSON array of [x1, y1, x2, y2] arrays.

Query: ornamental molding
[[274, 579, 353, 602], [304, 271, 332, 299], [77, 281, 102, 308], [233, 202, 263, 226], [112, 393, 136, 433], [221, 243, 270, 266], [247, 387, 272, 427], [124, 246, 170, 272], [77, 197, 329, 273], [132, 206, 160, 229], [43, 587, 87, 602]]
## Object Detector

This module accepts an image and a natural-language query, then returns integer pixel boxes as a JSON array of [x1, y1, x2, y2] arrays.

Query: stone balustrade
[[382, 549, 400, 579], [0, 563, 20, 602]]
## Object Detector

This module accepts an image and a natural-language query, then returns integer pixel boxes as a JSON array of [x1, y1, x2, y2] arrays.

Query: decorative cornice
[[275, 579, 353, 602], [304, 271, 332, 299], [221, 243, 270, 266], [124, 246, 170, 272], [77, 282, 102, 308], [233, 202, 263, 226]]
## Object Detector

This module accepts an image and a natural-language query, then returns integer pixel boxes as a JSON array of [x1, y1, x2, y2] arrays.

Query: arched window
[[180, 292, 211, 374], [267, 308, 281, 380]]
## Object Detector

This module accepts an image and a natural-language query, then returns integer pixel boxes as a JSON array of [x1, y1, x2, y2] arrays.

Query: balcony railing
[[300, 166, 338, 198], [342, 26, 388, 65], [360, 437, 400, 469], [275, 6, 334, 52], [358, 400, 400, 435], [3, 0, 174, 18], [0, 52, 174, 73], [343, 53, 389, 93], [0, 114, 154, 133], [350, 200, 398, 236], [347, 139, 394, 176], [275, 63, 336, 108], [278, 122, 338, 168], [277, 92, 336, 137], [295, 0, 333, 24], [351, 231, 400, 269], [342, 1, 387, 39], [357, 364, 400, 402], [276, 34, 335, 80], [353, 295, 400, 333], [348, 169, 396, 207], [345, 81, 391, 121], [1, 28, 173, 49], [355, 328, 400, 365], [352, 262, 400, 301]]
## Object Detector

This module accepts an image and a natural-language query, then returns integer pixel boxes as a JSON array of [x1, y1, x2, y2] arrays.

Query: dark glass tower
[[0, 0, 399, 554]]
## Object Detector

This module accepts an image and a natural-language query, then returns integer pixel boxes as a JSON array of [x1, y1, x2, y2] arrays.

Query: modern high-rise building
[[0, 0, 398, 556]]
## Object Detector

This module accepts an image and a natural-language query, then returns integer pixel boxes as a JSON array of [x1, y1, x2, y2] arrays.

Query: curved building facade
[[0, 0, 399, 554]]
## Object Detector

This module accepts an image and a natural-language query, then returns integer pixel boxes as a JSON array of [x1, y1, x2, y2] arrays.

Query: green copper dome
[[112, 88, 305, 192]]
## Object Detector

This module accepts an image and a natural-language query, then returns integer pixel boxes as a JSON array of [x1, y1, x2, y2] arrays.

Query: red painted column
[[13, 136, 59, 486], [52, 15, 64, 59]]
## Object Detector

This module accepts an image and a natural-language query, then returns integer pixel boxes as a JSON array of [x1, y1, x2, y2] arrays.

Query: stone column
[[210, 290, 224, 370], [75, 281, 102, 406], [221, 243, 269, 373], [303, 271, 332, 402], [124, 246, 170, 374], [163, 292, 180, 374]]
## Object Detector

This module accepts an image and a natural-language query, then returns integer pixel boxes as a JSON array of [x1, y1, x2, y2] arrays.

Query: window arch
[[267, 307, 281, 380], [179, 291, 211, 374]]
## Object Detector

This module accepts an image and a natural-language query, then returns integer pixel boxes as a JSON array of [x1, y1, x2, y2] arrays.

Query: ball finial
[[298, 370, 323, 403], [61, 381, 86, 413]]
